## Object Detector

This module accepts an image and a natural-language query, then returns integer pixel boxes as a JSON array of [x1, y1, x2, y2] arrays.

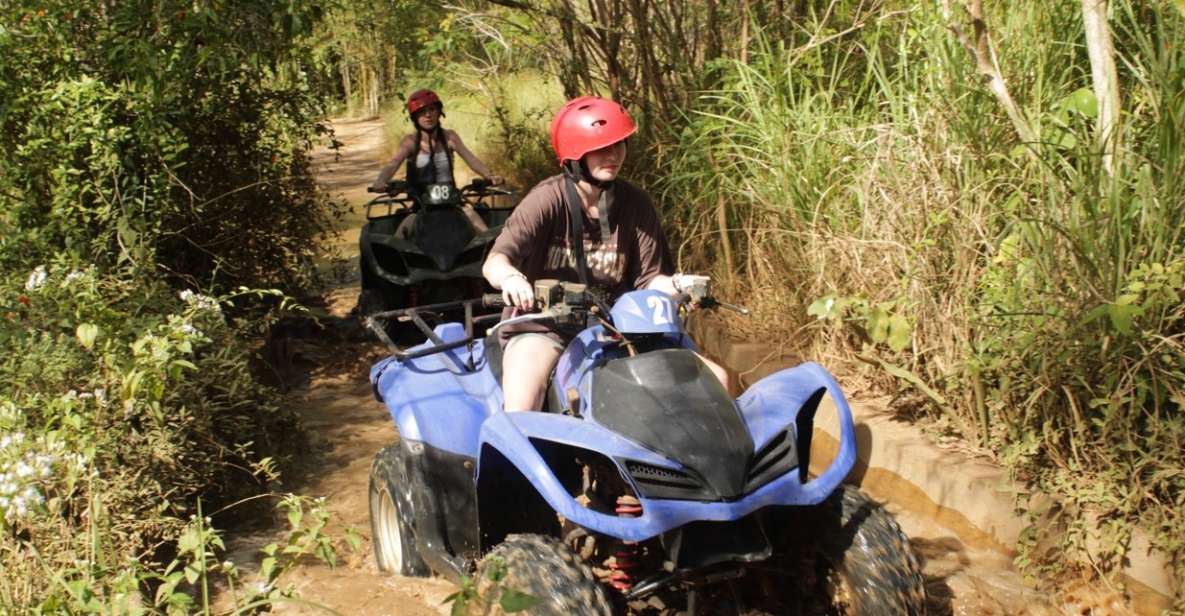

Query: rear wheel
[[775, 485, 927, 615], [369, 444, 429, 576], [475, 534, 612, 616]]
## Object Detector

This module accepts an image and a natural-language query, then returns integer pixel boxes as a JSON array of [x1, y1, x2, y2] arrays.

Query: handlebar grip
[[482, 293, 505, 308], [367, 186, 384, 193]]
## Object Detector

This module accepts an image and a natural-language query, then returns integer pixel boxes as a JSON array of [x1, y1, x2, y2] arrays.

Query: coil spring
[[608, 495, 642, 591]]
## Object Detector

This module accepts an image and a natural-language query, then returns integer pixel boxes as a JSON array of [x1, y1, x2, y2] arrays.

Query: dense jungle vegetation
[[2, 0, 1183, 611]]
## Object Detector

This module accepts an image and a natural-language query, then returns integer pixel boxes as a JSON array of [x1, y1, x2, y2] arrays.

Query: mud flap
[[400, 439, 480, 581]]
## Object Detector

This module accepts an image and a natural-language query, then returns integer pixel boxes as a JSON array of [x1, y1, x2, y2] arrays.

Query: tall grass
[[657, 1, 1184, 600]]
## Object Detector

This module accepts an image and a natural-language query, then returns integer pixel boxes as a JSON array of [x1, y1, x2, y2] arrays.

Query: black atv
[[358, 178, 517, 316]]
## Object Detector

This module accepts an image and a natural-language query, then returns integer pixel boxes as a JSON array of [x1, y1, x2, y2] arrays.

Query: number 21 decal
[[647, 295, 672, 325]]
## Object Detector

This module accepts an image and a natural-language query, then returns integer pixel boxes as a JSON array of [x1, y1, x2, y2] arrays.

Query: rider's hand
[[486, 175, 505, 186], [370, 182, 387, 193], [501, 272, 534, 310]]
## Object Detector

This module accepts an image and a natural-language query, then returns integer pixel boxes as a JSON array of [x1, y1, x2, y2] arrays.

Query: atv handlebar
[[368, 281, 746, 362], [366, 179, 516, 219], [369, 178, 507, 197], [672, 293, 751, 316]]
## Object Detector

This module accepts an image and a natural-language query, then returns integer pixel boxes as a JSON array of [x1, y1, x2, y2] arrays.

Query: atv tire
[[476, 534, 612, 616], [369, 444, 430, 576], [781, 484, 927, 615], [357, 287, 388, 317]]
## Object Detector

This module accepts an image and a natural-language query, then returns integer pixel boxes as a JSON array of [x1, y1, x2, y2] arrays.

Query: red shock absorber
[[608, 495, 642, 592], [408, 285, 419, 307]]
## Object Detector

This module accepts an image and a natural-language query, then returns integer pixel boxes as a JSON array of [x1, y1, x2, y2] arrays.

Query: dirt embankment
[[223, 117, 1139, 616]]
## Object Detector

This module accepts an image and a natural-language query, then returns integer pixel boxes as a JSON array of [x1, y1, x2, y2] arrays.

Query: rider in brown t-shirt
[[489, 174, 671, 311], [482, 96, 730, 411]]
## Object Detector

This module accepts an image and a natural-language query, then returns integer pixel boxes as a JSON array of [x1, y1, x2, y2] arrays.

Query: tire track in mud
[[230, 116, 1130, 616]]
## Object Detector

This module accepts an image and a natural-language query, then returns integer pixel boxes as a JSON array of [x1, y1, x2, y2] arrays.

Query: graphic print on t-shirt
[[544, 237, 625, 284]]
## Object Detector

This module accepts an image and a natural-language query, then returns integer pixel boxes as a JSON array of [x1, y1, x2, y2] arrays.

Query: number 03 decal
[[647, 296, 672, 325]]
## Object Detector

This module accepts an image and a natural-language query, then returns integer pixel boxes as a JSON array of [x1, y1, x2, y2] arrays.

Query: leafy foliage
[[443, 557, 541, 616], [1, 0, 343, 292], [0, 0, 346, 610]]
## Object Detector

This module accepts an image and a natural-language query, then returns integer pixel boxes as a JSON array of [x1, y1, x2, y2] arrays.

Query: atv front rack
[[365, 295, 504, 361], [365, 280, 596, 362]]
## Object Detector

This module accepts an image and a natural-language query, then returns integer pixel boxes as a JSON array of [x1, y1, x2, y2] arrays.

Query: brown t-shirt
[[493, 174, 672, 295], [491, 174, 674, 339]]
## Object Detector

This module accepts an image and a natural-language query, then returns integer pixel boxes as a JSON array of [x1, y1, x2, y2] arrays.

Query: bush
[[0, 0, 345, 609], [0, 263, 300, 607]]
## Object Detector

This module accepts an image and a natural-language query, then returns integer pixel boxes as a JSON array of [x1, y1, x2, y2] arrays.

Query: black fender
[[476, 443, 563, 553], [398, 438, 481, 581]]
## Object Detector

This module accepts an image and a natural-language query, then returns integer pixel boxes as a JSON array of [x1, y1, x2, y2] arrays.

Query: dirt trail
[[223, 117, 454, 616], [227, 116, 1130, 616]]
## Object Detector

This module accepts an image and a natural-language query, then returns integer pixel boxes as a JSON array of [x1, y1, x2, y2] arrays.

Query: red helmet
[[549, 96, 637, 165], [407, 89, 443, 117]]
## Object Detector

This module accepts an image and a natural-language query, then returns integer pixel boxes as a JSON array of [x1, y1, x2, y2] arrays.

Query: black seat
[[484, 333, 504, 383]]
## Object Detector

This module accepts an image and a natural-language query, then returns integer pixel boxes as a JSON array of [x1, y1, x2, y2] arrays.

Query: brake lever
[[714, 299, 751, 316]]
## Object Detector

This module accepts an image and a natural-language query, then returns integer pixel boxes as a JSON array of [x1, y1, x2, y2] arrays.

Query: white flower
[[25, 266, 47, 291], [253, 581, 274, 595], [0, 433, 24, 450], [180, 290, 221, 314], [64, 270, 86, 284], [180, 323, 199, 336]]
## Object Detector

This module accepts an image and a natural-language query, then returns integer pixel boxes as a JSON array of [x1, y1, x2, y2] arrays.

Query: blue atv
[[366, 280, 927, 615]]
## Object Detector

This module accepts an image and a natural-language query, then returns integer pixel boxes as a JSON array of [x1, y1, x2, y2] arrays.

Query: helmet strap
[[564, 159, 614, 190]]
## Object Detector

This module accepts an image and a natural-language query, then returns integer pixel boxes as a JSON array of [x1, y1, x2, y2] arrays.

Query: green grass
[[655, 2, 1185, 602]]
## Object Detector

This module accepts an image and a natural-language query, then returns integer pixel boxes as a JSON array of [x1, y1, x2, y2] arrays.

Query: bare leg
[[696, 353, 736, 397], [502, 335, 563, 412]]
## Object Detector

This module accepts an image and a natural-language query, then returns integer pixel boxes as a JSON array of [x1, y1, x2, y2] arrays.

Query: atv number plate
[[423, 183, 457, 206]]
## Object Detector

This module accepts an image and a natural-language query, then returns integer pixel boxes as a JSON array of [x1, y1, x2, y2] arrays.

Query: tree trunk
[[1081, 0, 1121, 175], [341, 62, 352, 103], [740, 0, 751, 64], [707, 0, 721, 62]]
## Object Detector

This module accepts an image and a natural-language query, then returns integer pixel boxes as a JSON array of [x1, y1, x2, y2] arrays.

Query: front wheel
[[776, 485, 927, 615], [368, 444, 429, 576], [474, 534, 612, 616]]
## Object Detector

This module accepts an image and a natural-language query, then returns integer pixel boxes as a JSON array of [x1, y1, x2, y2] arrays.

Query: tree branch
[[481, 0, 536, 10], [942, 0, 1037, 144]]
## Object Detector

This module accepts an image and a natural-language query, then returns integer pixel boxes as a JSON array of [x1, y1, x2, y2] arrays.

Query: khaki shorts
[[504, 332, 565, 355]]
